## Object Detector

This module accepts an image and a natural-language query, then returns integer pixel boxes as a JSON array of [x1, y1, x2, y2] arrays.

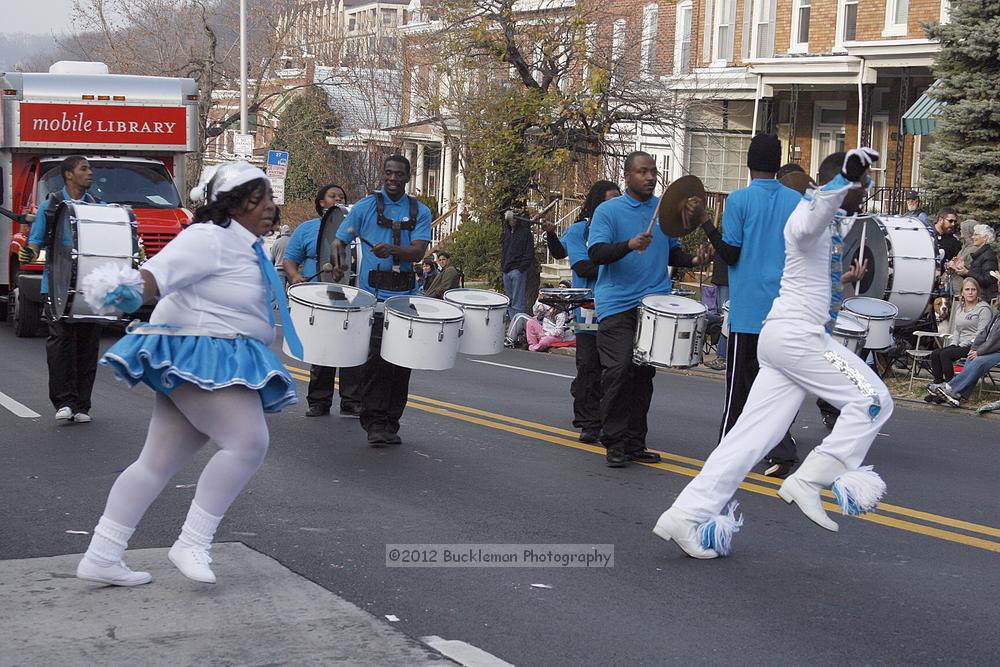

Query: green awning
[[902, 81, 943, 136]]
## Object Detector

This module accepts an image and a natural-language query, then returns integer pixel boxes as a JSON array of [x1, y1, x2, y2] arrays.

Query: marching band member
[[654, 148, 892, 559], [75, 161, 299, 585], [332, 155, 432, 446], [543, 180, 621, 443], [588, 153, 710, 467]]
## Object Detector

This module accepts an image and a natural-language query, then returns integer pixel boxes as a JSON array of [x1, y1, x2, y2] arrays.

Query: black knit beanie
[[747, 133, 782, 173]]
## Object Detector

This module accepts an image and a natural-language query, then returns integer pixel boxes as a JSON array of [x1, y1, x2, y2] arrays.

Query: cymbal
[[658, 175, 707, 238], [779, 171, 816, 195]]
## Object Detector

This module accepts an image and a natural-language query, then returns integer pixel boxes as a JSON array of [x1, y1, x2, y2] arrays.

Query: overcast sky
[[1, 0, 79, 35]]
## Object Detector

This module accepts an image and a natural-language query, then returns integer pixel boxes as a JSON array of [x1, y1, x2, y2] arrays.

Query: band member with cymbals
[[542, 180, 622, 444], [332, 155, 432, 446], [697, 134, 803, 478], [654, 148, 892, 559], [588, 152, 710, 467]]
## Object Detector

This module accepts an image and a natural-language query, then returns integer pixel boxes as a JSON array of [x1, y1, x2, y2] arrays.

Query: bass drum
[[316, 204, 348, 283], [48, 201, 138, 323], [842, 215, 936, 324]]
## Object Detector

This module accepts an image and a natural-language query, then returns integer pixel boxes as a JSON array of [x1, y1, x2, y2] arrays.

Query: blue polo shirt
[[561, 219, 597, 333], [283, 217, 321, 282], [722, 178, 802, 334], [28, 188, 95, 294], [588, 191, 680, 321], [336, 189, 432, 300]]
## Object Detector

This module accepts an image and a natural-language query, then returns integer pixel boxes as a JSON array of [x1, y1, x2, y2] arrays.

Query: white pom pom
[[832, 466, 886, 516], [81, 263, 144, 315], [696, 500, 744, 556]]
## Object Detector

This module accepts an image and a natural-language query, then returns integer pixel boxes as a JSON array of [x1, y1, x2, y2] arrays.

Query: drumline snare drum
[[48, 202, 138, 323], [841, 297, 899, 351], [842, 215, 936, 324], [831, 312, 868, 356], [284, 283, 376, 367], [381, 296, 465, 370], [633, 294, 708, 369], [443, 288, 510, 355], [538, 286, 597, 333]]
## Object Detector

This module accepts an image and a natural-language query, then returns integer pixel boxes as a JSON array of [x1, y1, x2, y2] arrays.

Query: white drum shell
[[283, 284, 374, 367], [842, 297, 898, 350], [381, 297, 464, 370], [633, 296, 708, 368], [443, 289, 509, 356], [831, 315, 867, 357]]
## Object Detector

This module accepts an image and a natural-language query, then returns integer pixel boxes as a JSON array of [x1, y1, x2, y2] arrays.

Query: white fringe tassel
[[697, 500, 744, 557], [81, 263, 144, 315], [832, 466, 886, 516]]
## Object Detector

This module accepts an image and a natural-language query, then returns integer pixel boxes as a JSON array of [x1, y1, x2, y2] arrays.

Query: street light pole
[[239, 0, 248, 135]]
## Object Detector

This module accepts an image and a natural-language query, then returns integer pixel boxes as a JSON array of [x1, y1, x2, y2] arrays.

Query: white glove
[[841, 148, 880, 182]]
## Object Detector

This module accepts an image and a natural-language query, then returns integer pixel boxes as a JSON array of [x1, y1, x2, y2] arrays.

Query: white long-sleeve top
[[764, 184, 856, 330], [142, 221, 274, 344]]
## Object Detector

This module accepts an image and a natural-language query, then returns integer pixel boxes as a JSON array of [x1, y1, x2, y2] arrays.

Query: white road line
[[0, 391, 41, 418], [420, 636, 514, 667], [468, 359, 575, 379]]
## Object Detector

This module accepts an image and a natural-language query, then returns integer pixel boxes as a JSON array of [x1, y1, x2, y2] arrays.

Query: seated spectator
[[526, 298, 571, 352], [417, 257, 439, 292], [952, 224, 998, 303], [926, 278, 992, 402], [423, 251, 462, 298], [928, 305, 1000, 407]]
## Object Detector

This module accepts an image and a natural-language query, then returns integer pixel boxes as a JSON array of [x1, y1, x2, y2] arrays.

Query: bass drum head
[[288, 282, 376, 310], [444, 288, 510, 309], [641, 294, 706, 316], [385, 295, 464, 322], [316, 205, 347, 283], [842, 217, 889, 298], [47, 203, 76, 319]]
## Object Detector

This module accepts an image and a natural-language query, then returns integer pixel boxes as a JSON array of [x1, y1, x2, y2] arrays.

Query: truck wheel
[[13, 289, 43, 338]]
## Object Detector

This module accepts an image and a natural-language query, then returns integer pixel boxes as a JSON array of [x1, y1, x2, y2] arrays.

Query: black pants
[[931, 344, 969, 383], [597, 309, 655, 453], [722, 331, 797, 465], [47, 319, 102, 413], [307, 365, 362, 411], [571, 332, 602, 433], [358, 313, 411, 435]]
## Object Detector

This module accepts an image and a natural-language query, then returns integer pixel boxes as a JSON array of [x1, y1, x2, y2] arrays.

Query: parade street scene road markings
[[467, 359, 576, 379], [0, 391, 40, 419], [285, 366, 1000, 554]]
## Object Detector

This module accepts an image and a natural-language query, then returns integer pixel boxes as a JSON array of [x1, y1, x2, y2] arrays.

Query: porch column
[[415, 142, 426, 196], [441, 142, 454, 210], [455, 146, 466, 212]]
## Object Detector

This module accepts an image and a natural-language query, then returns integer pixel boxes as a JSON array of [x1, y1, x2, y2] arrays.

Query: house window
[[640, 4, 659, 79], [702, 0, 715, 62], [688, 133, 753, 193], [836, 0, 858, 46], [754, 0, 777, 58], [791, 0, 810, 50], [583, 22, 597, 85], [884, 0, 908, 35], [713, 0, 737, 63], [612, 19, 626, 86], [811, 103, 847, 175], [674, 1, 693, 74]]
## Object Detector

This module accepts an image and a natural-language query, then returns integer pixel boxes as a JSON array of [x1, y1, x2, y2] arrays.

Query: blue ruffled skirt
[[101, 331, 298, 413]]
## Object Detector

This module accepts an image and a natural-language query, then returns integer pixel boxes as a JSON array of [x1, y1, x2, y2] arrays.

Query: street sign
[[234, 133, 254, 159], [267, 150, 289, 167], [271, 178, 285, 206]]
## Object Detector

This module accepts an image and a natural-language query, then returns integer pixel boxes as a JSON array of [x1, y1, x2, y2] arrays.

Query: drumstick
[[347, 227, 376, 249], [855, 217, 868, 295], [304, 263, 335, 282]]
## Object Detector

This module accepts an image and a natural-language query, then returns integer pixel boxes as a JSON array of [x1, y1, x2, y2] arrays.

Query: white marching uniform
[[663, 179, 893, 555]]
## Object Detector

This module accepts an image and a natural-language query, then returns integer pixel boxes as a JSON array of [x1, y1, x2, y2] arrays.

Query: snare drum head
[[444, 288, 510, 308], [842, 296, 898, 319], [538, 288, 593, 305], [641, 294, 706, 316], [833, 313, 866, 335], [288, 283, 376, 309], [386, 296, 464, 321]]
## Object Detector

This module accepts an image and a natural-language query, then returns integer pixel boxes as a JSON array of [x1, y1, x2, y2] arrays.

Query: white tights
[[86, 384, 269, 563]]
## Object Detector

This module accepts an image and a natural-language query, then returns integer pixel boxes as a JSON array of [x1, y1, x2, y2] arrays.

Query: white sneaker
[[76, 556, 152, 586], [168, 542, 216, 583], [73, 412, 92, 423], [55, 406, 73, 420]]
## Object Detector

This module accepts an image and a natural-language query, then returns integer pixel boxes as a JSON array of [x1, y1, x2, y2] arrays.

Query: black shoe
[[605, 449, 628, 467], [626, 449, 661, 464], [923, 393, 945, 404], [306, 405, 330, 417], [763, 460, 793, 478], [339, 404, 362, 418], [578, 430, 600, 444], [367, 431, 391, 446], [383, 432, 402, 445], [821, 412, 838, 429]]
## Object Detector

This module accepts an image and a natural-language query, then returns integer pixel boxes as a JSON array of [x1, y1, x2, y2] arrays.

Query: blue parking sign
[[267, 150, 289, 167]]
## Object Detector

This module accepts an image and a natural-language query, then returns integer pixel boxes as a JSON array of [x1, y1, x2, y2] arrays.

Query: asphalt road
[[2, 323, 999, 666]]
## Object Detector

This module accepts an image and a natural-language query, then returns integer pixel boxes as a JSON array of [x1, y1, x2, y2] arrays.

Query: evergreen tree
[[921, 0, 1000, 225], [270, 87, 341, 203]]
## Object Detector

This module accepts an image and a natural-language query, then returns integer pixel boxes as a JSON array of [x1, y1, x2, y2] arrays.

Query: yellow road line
[[286, 368, 1000, 551]]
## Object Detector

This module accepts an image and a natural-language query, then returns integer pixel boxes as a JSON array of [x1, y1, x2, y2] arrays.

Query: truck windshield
[[37, 160, 182, 209]]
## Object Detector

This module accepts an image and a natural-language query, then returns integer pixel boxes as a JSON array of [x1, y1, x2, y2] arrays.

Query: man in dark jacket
[[501, 215, 534, 319]]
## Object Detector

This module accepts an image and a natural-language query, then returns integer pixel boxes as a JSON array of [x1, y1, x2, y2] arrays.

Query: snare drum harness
[[369, 192, 419, 293]]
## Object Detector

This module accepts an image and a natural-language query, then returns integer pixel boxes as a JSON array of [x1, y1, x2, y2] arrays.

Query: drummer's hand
[[330, 266, 345, 282], [693, 244, 712, 266], [290, 274, 307, 285], [683, 197, 709, 228], [841, 258, 869, 283], [540, 222, 557, 234], [628, 232, 652, 251], [372, 242, 393, 259]]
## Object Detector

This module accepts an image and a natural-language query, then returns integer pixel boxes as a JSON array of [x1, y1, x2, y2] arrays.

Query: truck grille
[[140, 232, 175, 258]]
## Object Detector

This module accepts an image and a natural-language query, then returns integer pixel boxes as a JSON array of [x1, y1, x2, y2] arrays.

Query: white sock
[[84, 516, 135, 566], [176, 502, 223, 552]]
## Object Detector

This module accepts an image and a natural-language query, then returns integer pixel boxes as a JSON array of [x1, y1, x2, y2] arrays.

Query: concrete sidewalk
[[0, 542, 456, 666]]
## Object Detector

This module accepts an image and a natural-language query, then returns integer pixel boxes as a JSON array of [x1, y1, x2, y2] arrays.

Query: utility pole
[[239, 0, 248, 135]]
